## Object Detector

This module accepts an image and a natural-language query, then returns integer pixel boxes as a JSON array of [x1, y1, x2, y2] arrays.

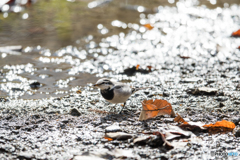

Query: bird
[[93, 78, 144, 113]]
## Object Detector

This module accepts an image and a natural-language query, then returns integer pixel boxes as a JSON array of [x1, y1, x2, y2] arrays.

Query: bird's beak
[[93, 84, 99, 87]]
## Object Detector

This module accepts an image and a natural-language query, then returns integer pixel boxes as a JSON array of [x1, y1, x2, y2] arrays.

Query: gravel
[[1, 1, 240, 160]]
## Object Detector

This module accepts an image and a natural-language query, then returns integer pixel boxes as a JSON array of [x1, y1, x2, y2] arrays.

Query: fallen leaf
[[136, 64, 140, 70], [174, 113, 188, 124], [139, 99, 175, 121], [164, 132, 181, 141], [231, 29, 240, 37], [179, 55, 190, 59], [133, 136, 151, 145], [147, 66, 152, 72], [76, 90, 82, 94], [170, 141, 188, 149], [179, 122, 206, 132], [167, 126, 193, 138], [144, 24, 154, 30], [203, 120, 235, 134], [142, 132, 173, 149], [104, 137, 113, 141]]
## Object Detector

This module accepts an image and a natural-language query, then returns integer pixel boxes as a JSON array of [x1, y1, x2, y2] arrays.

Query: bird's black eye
[[101, 81, 112, 85]]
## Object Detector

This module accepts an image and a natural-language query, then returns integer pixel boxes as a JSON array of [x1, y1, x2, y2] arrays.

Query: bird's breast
[[100, 89, 114, 100]]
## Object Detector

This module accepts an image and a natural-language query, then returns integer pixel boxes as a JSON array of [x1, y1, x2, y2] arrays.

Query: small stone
[[231, 117, 240, 125], [187, 87, 218, 95], [30, 82, 41, 89], [234, 100, 240, 105], [76, 137, 82, 141], [235, 130, 240, 137], [70, 108, 81, 117], [18, 152, 34, 159], [163, 92, 170, 97], [180, 77, 202, 83], [62, 120, 69, 124], [215, 97, 228, 102], [219, 102, 225, 108], [105, 132, 133, 140], [105, 124, 122, 133]]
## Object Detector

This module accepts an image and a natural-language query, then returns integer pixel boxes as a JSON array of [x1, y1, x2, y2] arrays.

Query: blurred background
[[1, 0, 240, 50], [0, 0, 240, 99]]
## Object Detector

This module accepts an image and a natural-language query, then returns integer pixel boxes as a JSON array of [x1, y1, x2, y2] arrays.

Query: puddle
[[0, 0, 240, 99]]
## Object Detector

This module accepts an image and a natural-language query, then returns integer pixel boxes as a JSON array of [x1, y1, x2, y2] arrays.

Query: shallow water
[[0, 0, 240, 99]]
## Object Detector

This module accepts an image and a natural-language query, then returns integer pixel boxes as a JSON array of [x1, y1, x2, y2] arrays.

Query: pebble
[[70, 108, 81, 116], [235, 130, 240, 137], [105, 124, 122, 133]]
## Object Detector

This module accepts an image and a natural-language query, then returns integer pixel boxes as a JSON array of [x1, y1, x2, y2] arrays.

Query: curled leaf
[[179, 122, 206, 132], [139, 99, 175, 121], [76, 90, 82, 94], [174, 113, 188, 124], [203, 120, 235, 134], [104, 137, 113, 141], [136, 64, 140, 70], [231, 29, 240, 37]]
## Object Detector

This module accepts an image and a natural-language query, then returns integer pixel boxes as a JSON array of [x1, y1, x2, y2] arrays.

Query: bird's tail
[[131, 87, 150, 94]]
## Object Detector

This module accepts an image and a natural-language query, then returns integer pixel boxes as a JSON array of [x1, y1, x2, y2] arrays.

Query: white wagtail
[[93, 78, 144, 113]]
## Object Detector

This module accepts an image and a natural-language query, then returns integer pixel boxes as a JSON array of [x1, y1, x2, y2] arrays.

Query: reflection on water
[[0, 0, 240, 99]]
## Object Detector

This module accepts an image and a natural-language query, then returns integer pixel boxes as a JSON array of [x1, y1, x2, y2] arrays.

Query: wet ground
[[0, 0, 240, 159], [0, 0, 240, 99]]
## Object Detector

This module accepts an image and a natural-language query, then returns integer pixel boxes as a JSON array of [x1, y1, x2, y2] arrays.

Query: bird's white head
[[93, 78, 114, 90]]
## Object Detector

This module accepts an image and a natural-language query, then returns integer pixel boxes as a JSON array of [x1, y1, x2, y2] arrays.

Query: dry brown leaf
[[147, 66, 152, 72], [76, 90, 82, 94], [203, 120, 235, 134], [179, 122, 206, 132], [104, 137, 113, 141], [142, 131, 173, 149], [139, 99, 175, 121], [143, 24, 154, 30], [179, 55, 190, 59], [174, 113, 188, 124], [231, 29, 240, 37], [136, 64, 140, 70]]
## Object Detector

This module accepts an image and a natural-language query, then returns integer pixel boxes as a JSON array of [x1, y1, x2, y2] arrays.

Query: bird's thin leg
[[119, 102, 126, 114]]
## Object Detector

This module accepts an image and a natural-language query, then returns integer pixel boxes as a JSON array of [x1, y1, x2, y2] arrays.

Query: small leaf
[[203, 120, 235, 134], [174, 113, 188, 124], [179, 55, 190, 59], [104, 137, 113, 141], [136, 64, 140, 70], [143, 24, 154, 30], [139, 99, 175, 121], [231, 29, 240, 37], [76, 90, 82, 94]]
